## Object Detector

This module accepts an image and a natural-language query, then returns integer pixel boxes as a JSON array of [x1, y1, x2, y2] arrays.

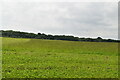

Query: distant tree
[[1, 30, 119, 42], [38, 33, 41, 35], [97, 37, 102, 42], [107, 39, 114, 42], [97, 37, 102, 39]]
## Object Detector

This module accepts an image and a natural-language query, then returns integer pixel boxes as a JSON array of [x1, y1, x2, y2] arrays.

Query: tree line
[[0, 30, 119, 42]]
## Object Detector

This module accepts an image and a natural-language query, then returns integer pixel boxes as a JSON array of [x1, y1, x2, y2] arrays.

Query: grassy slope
[[2, 37, 118, 78]]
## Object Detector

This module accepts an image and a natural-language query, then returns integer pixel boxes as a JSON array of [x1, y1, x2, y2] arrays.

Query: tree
[[97, 37, 102, 42], [1, 30, 119, 42], [97, 37, 102, 39], [38, 33, 41, 35]]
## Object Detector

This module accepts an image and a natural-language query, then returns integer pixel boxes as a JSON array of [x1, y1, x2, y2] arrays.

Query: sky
[[1, 0, 118, 39]]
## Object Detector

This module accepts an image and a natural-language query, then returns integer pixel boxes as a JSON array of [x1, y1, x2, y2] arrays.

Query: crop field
[[2, 37, 118, 78]]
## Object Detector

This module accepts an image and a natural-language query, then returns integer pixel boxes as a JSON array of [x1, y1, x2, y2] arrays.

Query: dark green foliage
[[1, 30, 119, 42]]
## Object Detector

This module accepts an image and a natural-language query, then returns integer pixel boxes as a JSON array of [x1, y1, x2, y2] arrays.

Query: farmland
[[2, 37, 118, 78]]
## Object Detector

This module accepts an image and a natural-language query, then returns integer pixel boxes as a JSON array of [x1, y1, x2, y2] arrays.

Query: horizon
[[1, 29, 119, 40]]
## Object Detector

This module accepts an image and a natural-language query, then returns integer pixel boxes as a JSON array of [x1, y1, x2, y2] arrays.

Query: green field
[[2, 37, 118, 78]]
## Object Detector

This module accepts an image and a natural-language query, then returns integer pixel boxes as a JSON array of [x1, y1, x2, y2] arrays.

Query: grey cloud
[[1, 2, 118, 39]]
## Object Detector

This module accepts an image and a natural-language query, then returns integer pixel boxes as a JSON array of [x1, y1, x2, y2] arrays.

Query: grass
[[2, 37, 118, 78]]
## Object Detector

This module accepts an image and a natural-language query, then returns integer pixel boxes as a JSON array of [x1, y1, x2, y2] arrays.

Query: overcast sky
[[1, 1, 118, 39]]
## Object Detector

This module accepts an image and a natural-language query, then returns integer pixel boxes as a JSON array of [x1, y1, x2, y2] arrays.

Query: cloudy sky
[[1, 1, 118, 39]]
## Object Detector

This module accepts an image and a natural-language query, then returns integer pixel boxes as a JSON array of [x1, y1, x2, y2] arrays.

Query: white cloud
[[1, 2, 118, 39]]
